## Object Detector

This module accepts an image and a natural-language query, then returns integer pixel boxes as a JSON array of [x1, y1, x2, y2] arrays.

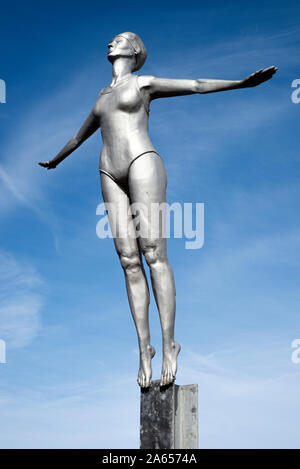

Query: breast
[[116, 85, 141, 113], [94, 78, 144, 119]]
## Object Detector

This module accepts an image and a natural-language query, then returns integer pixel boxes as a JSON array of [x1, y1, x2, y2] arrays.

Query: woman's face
[[107, 35, 135, 62]]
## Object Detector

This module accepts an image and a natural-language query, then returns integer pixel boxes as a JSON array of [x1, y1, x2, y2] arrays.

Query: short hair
[[117, 32, 147, 72]]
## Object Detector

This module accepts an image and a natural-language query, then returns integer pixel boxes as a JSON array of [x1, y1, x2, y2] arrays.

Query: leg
[[101, 172, 155, 387], [128, 153, 181, 386]]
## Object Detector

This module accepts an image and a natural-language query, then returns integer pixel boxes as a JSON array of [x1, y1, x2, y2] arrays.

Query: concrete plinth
[[140, 380, 198, 449]]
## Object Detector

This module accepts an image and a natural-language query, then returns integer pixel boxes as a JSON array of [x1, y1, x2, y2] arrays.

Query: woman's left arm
[[145, 66, 277, 99]]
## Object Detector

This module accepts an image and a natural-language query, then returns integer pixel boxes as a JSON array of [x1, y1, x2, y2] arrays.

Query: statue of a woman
[[39, 32, 277, 388]]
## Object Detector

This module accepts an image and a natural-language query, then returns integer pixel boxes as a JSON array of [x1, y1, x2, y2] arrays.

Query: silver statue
[[39, 32, 277, 387]]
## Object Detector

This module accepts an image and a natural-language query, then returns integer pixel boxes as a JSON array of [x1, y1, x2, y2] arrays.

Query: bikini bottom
[[99, 151, 162, 193]]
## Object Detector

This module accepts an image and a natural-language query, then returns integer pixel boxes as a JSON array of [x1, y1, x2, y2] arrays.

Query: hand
[[38, 160, 57, 170], [241, 66, 278, 88]]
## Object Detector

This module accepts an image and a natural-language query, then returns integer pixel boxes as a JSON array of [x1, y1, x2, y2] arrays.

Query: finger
[[268, 67, 278, 74], [263, 66, 278, 76], [249, 69, 263, 79], [248, 70, 263, 81], [263, 69, 276, 79], [262, 67, 273, 74]]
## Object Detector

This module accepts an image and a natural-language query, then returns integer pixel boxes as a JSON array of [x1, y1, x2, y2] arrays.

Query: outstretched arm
[[38, 110, 100, 169], [145, 66, 277, 99]]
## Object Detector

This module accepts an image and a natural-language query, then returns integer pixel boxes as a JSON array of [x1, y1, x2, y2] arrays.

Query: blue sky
[[0, 0, 300, 448]]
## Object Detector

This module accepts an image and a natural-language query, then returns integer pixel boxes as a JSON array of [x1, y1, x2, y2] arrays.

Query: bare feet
[[137, 344, 156, 388], [160, 341, 181, 386]]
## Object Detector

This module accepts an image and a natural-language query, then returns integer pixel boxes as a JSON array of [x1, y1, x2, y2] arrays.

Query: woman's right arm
[[38, 110, 100, 169]]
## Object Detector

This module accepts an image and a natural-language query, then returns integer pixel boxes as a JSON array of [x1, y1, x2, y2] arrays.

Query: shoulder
[[136, 75, 156, 89]]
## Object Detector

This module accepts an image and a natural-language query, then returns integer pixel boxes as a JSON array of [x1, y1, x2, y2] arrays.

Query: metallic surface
[[38, 32, 277, 387], [140, 380, 198, 449], [140, 381, 175, 449], [174, 384, 198, 449]]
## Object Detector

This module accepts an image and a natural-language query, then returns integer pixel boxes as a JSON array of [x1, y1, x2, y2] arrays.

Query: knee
[[143, 243, 166, 267], [119, 252, 142, 274]]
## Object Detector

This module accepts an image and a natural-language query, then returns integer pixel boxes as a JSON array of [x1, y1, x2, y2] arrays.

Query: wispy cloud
[[0, 63, 103, 244], [0, 250, 44, 348], [178, 346, 300, 448], [0, 20, 299, 450], [1, 27, 294, 221], [0, 372, 140, 449], [0, 343, 299, 448]]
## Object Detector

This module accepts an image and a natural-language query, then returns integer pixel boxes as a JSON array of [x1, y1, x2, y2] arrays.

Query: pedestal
[[140, 380, 198, 449]]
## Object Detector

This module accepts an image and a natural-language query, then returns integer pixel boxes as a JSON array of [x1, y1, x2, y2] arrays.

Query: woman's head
[[107, 32, 147, 72]]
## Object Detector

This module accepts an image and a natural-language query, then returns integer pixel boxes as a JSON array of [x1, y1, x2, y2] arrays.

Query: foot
[[160, 341, 181, 386], [137, 344, 156, 388]]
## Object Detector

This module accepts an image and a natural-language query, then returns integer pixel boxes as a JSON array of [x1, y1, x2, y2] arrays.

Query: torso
[[93, 74, 156, 186]]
